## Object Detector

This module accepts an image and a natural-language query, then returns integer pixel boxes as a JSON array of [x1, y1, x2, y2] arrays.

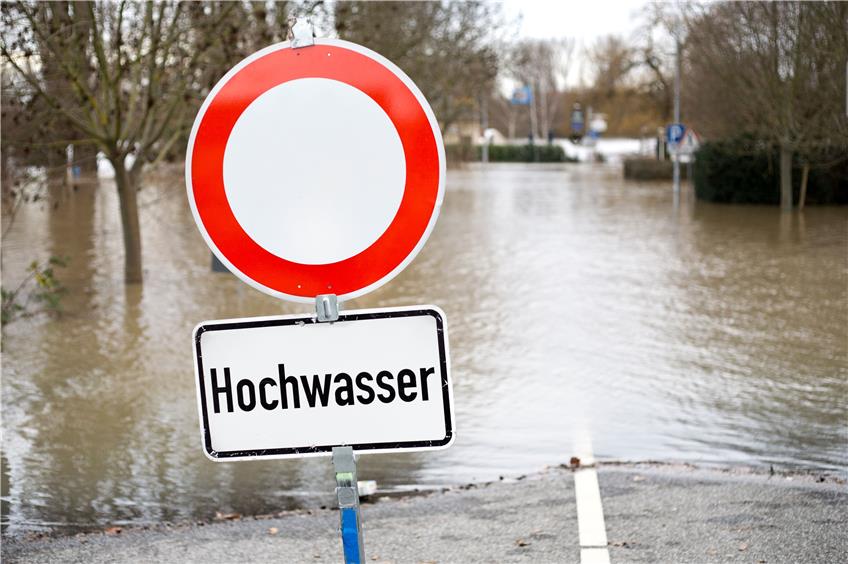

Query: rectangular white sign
[[192, 306, 454, 461]]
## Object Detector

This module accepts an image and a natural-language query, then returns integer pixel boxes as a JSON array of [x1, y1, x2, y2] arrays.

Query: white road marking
[[581, 547, 612, 564], [573, 434, 611, 563], [575, 469, 608, 547]]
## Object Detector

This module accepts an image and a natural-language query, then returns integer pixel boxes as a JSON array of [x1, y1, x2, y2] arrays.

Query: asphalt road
[[3, 464, 845, 563]]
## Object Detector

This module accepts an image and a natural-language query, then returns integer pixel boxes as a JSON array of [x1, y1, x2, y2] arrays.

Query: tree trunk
[[75, 143, 100, 178], [779, 144, 793, 211], [798, 162, 810, 211], [1, 141, 12, 204], [46, 144, 68, 199], [112, 157, 143, 283], [539, 83, 549, 143]]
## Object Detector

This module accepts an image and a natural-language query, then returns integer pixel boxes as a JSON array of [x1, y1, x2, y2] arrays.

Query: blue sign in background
[[570, 109, 584, 132], [510, 85, 533, 105], [666, 123, 685, 145]]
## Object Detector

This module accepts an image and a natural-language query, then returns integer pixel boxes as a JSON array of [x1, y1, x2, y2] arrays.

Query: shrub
[[1, 256, 67, 326], [623, 158, 689, 181], [444, 143, 475, 166], [693, 137, 848, 205], [482, 144, 574, 163], [444, 144, 575, 163]]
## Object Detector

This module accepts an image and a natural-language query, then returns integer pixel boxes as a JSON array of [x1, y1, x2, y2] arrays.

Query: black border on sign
[[194, 308, 453, 460]]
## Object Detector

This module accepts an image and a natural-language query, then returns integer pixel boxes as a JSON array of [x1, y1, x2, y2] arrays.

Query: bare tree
[[586, 35, 638, 100], [1, 5, 98, 196], [486, 91, 519, 140], [631, 3, 684, 124], [684, 1, 848, 210], [507, 38, 575, 140], [1, 1, 235, 282], [581, 35, 652, 135], [190, 1, 293, 95], [333, 1, 501, 134]]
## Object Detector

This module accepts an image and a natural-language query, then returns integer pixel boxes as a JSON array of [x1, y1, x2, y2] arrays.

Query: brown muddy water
[[2, 163, 846, 536]]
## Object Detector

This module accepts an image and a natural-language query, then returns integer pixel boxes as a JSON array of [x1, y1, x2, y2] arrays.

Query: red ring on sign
[[190, 43, 440, 299]]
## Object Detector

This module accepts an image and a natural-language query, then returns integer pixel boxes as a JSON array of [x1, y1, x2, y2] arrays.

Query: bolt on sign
[[185, 36, 453, 460]]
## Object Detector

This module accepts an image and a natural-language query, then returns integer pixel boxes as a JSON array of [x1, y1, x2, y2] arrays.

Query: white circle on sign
[[223, 77, 406, 265]]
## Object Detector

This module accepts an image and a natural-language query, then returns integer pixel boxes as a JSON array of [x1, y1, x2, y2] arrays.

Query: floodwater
[[2, 163, 846, 536]]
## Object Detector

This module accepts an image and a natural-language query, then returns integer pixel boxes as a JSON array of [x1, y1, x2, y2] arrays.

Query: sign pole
[[333, 446, 365, 564], [314, 295, 365, 562], [480, 94, 489, 164], [528, 84, 539, 162], [672, 39, 681, 197]]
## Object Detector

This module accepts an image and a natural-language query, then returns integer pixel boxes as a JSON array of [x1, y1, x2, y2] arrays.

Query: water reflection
[[2, 163, 846, 536]]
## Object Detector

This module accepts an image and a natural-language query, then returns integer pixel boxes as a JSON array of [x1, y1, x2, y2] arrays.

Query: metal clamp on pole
[[315, 294, 340, 323], [288, 17, 315, 49], [333, 446, 365, 564]]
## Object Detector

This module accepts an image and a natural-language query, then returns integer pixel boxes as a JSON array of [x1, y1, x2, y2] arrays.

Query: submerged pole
[[672, 39, 681, 197]]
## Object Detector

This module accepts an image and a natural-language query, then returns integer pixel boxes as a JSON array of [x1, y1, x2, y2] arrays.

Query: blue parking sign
[[666, 123, 685, 145]]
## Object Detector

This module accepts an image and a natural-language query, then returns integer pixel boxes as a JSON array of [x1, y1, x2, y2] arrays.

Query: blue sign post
[[334, 446, 364, 564], [667, 123, 686, 198], [510, 85, 538, 154]]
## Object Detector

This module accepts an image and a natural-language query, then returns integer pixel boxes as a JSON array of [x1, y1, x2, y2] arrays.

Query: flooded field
[[2, 163, 846, 536]]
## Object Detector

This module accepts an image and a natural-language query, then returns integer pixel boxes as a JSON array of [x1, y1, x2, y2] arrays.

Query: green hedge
[[445, 144, 575, 163], [483, 144, 574, 163], [693, 137, 848, 205], [623, 158, 689, 181]]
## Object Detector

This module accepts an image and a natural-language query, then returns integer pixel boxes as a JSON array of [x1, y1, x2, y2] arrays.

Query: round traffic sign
[[186, 39, 445, 303]]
